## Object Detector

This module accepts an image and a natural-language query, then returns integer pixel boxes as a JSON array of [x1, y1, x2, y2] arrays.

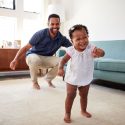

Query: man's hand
[[10, 59, 18, 70], [9, 43, 32, 70]]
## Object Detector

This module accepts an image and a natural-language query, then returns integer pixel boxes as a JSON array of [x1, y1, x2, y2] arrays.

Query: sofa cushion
[[94, 58, 125, 73]]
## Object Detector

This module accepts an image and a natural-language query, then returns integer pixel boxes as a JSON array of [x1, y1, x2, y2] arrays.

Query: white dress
[[64, 44, 95, 86]]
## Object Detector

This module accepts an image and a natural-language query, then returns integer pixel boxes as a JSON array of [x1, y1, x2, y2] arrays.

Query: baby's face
[[71, 30, 89, 52]]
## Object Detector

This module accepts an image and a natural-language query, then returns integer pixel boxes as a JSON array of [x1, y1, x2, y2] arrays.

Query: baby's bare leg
[[64, 83, 77, 123], [79, 84, 92, 118]]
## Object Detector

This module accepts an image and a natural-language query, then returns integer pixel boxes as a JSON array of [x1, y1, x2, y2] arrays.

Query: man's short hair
[[48, 14, 60, 22]]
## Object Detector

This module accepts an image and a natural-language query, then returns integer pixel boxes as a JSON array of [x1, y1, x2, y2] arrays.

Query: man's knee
[[26, 54, 41, 66]]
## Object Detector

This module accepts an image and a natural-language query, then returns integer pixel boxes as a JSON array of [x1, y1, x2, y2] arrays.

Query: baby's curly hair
[[69, 24, 89, 39]]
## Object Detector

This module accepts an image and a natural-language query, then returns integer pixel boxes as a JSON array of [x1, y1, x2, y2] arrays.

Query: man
[[10, 14, 72, 90]]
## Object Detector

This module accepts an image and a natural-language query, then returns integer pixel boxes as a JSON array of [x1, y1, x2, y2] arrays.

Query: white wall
[[1, 0, 125, 41], [61, 0, 125, 41]]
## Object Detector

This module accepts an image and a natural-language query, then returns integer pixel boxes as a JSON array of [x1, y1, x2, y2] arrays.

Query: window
[[0, 0, 44, 48], [24, 0, 41, 13], [0, 16, 17, 48], [0, 0, 15, 10]]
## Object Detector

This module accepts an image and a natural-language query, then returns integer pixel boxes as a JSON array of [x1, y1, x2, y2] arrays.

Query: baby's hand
[[58, 69, 65, 76], [92, 47, 104, 58]]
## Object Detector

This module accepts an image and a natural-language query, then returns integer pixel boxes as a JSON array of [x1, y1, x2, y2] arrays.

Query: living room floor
[[0, 76, 125, 125]]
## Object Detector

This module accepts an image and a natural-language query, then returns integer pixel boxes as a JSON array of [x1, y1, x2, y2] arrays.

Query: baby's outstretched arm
[[58, 54, 71, 76], [92, 47, 105, 58]]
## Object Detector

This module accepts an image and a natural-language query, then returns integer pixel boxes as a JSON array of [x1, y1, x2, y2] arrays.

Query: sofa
[[91, 40, 125, 85], [57, 40, 125, 85]]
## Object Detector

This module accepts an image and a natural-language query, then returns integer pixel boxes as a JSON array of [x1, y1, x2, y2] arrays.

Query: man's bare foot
[[81, 111, 92, 118], [47, 81, 56, 88], [64, 113, 71, 123], [33, 83, 40, 90]]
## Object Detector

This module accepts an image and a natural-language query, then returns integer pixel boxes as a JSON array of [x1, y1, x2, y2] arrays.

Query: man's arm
[[10, 43, 32, 70], [62, 36, 72, 47]]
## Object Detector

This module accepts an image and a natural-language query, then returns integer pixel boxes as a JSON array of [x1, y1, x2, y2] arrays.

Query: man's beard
[[50, 28, 60, 35]]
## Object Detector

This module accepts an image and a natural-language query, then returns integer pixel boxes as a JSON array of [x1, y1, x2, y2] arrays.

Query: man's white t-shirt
[[64, 44, 95, 86]]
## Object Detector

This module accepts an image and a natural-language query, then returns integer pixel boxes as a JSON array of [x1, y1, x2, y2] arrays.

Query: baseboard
[[0, 70, 30, 77]]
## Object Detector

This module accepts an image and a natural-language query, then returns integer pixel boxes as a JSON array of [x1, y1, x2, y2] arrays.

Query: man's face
[[48, 17, 60, 36]]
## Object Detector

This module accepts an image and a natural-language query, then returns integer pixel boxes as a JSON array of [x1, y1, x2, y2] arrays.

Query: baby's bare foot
[[33, 83, 40, 90], [81, 111, 92, 118], [64, 113, 71, 123]]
